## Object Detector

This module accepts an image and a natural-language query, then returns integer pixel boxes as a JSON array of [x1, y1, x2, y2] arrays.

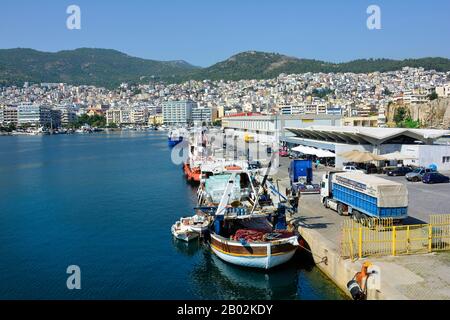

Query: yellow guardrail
[[340, 215, 450, 260]]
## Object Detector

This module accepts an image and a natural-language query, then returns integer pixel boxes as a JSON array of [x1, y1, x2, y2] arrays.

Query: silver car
[[405, 167, 433, 182]]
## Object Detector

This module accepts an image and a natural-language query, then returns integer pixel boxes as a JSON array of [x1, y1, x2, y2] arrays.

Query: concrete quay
[[274, 158, 450, 300]]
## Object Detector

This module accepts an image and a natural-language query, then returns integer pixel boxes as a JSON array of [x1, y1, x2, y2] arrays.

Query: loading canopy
[[291, 145, 335, 158], [338, 150, 386, 162]]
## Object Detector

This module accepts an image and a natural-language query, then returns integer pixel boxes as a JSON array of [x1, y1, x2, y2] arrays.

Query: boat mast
[[250, 152, 277, 215]]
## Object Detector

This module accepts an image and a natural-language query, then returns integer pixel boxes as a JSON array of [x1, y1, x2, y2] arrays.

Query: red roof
[[224, 112, 262, 118]]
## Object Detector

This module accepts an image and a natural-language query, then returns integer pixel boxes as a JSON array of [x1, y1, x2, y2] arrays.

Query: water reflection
[[190, 247, 299, 300], [171, 237, 202, 257]]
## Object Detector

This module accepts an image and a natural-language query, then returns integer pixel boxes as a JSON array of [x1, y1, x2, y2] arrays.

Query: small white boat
[[171, 218, 199, 242], [188, 214, 212, 234]]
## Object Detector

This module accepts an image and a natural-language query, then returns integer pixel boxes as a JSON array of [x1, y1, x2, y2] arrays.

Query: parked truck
[[320, 171, 408, 222], [289, 159, 320, 195]]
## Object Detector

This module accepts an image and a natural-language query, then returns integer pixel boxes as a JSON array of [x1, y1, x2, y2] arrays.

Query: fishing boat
[[171, 210, 213, 242], [207, 163, 299, 269], [168, 129, 184, 147], [197, 164, 255, 207], [188, 210, 213, 234], [171, 218, 199, 242], [210, 228, 298, 269], [183, 129, 206, 183]]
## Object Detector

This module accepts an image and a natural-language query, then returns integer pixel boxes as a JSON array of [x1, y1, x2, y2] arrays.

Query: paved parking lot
[[277, 157, 450, 224], [381, 173, 450, 223]]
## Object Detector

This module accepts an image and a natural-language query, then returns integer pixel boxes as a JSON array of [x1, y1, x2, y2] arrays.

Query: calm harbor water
[[0, 131, 346, 300]]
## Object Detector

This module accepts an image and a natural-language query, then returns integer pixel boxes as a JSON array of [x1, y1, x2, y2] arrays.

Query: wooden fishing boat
[[210, 231, 298, 270], [207, 162, 299, 270]]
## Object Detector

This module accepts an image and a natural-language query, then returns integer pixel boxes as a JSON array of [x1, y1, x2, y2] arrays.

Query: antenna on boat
[[250, 152, 277, 215]]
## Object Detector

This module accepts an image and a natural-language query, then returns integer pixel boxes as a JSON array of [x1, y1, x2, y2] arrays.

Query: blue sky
[[0, 0, 449, 66]]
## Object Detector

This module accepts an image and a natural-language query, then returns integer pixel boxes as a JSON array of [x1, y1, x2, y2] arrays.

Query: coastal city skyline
[[0, 1, 449, 66], [2, 0, 450, 310]]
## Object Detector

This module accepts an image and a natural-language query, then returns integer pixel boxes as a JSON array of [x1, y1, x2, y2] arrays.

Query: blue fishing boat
[[168, 129, 184, 147]]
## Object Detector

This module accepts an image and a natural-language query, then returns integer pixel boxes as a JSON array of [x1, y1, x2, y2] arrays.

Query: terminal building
[[285, 126, 450, 171], [221, 114, 342, 143], [221, 113, 450, 171]]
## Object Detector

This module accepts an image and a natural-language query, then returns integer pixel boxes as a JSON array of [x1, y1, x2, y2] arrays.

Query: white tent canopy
[[291, 145, 335, 158]]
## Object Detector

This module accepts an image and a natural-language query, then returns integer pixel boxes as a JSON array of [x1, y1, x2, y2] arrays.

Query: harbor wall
[[297, 225, 407, 300]]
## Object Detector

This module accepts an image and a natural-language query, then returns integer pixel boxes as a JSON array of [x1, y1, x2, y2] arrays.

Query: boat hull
[[183, 163, 201, 183], [210, 233, 298, 269], [168, 137, 183, 147], [171, 225, 199, 242]]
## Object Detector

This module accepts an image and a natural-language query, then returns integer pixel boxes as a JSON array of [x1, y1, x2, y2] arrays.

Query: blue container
[[289, 160, 313, 184], [275, 204, 287, 230], [214, 216, 224, 234]]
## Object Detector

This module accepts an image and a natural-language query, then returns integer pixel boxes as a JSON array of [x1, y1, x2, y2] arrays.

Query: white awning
[[315, 149, 336, 158], [292, 145, 335, 158]]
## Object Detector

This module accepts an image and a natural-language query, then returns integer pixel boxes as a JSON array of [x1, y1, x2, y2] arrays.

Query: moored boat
[[171, 211, 213, 242], [171, 218, 199, 242], [168, 129, 184, 147], [210, 231, 298, 269], [184, 162, 202, 183], [207, 167, 299, 269]]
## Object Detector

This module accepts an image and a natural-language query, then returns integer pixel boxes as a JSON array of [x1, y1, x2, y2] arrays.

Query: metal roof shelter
[[285, 126, 450, 145]]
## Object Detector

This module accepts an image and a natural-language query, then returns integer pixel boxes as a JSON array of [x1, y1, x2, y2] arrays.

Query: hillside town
[[0, 67, 450, 132]]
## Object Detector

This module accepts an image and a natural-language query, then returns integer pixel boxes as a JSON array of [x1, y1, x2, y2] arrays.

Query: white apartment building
[[17, 104, 52, 127], [130, 107, 149, 124], [106, 108, 131, 125], [162, 100, 196, 125], [191, 105, 212, 125], [280, 105, 305, 115], [1, 106, 18, 125]]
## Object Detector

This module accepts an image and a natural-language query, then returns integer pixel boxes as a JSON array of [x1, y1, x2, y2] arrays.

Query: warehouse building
[[285, 126, 450, 170]]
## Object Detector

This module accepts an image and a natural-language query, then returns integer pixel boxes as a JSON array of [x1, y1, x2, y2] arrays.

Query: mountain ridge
[[1, 48, 449, 88]]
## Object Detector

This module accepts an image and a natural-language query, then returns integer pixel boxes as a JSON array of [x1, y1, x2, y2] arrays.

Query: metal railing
[[340, 215, 450, 260]]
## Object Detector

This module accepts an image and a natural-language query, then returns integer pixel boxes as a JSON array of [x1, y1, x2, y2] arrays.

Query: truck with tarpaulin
[[320, 171, 408, 222]]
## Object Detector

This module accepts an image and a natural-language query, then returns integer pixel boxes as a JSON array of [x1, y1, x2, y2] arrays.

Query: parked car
[[382, 166, 398, 174], [405, 167, 433, 182], [386, 166, 413, 176], [279, 147, 289, 157], [364, 163, 379, 174], [422, 172, 450, 184], [343, 165, 365, 173]]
